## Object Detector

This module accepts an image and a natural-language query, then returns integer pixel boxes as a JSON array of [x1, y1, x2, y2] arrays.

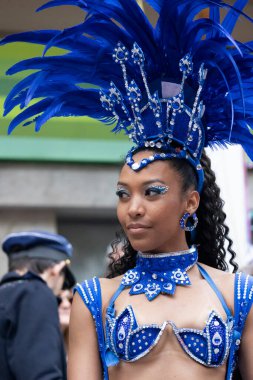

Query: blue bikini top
[[105, 265, 233, 367], [74, 269, 253, 380]]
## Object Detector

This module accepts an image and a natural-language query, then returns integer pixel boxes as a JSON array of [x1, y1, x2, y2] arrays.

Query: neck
[[40, 270, 50, 284], [40, 269, 56, 293], [146, 235, 189, 255], [63, 328, 69, 354], [139, 245, 194, 257], [15, 269, 29, 276]]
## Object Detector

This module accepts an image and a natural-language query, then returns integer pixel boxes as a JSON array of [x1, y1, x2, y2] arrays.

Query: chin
[[60, 315, 70, 327], [129, 239, 155, 253]]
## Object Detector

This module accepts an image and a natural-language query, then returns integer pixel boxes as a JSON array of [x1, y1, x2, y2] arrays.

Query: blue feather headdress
[[1, 0, 253, 191]]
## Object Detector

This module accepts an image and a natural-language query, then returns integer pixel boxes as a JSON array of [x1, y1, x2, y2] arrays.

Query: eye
[[145, 185, 169, 197], [116, 188, 130, 199]]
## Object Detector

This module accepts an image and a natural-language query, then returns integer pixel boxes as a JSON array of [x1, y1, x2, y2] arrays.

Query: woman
[[58, 289, 73, 354], [58, 267, 76, 355], [1, 0, 253, 379], [69, 150, 253, 380]]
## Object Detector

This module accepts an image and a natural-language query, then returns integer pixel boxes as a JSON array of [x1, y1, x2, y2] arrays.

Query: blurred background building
[[0, 0, 252, 280]]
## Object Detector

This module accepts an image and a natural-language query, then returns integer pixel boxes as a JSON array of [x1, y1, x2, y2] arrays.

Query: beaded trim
[[105, 305, 233, 367], [169, 310, 232, 368], [138, 246, 196, 258], [75, 272, 253, 377], [76, 282, 89, 304]]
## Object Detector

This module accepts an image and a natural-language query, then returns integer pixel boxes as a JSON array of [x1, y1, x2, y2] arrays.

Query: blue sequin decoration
[[121, 247, 198, 300]]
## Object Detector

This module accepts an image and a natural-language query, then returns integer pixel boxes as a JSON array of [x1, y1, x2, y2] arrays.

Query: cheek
[[117, 202, 126, 227], [153, 199, 183, 227]]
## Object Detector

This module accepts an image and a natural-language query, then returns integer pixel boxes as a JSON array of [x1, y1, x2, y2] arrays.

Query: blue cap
[[2, 231, 73, 261]]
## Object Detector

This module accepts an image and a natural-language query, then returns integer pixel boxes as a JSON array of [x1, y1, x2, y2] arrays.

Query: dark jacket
[[0, 271, 67, 380]]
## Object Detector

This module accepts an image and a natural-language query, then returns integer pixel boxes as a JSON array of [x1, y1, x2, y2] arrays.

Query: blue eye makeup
[[145, 185, 169, 196], [116, 187, 129, 198]]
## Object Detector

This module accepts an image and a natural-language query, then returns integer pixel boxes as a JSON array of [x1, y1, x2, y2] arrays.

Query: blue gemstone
[[117, 51, 125, 59], [129, 91, 137, 100], [181, 63, 188, 71], [172, 101, 180, 110]]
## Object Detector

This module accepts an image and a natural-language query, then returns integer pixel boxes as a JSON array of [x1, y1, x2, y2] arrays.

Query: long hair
[[106, 150, 238, 278]]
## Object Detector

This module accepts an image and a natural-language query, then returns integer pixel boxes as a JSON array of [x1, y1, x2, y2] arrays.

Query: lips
[[127, 223, 150, 233]]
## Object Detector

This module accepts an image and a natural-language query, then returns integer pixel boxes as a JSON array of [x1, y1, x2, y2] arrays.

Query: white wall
[[207, 146, 250, 268]]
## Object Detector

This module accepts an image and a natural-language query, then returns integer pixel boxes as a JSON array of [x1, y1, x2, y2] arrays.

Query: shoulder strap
[[234, 272, 253, 329], [106, 283, 125, 317], [74, 278, 109, 380], [226, 272, 253, 380], [197, 264, 232, 318]]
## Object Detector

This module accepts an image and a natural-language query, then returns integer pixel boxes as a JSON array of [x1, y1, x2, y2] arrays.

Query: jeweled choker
[[120, 246, 198, 301]]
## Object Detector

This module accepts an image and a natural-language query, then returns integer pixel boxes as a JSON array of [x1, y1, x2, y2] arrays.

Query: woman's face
[[117, 150, 198, 253], [58, 289, 73, 332]]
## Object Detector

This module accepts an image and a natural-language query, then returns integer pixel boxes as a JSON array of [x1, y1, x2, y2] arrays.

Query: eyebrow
[[117, 179, 167, 186]]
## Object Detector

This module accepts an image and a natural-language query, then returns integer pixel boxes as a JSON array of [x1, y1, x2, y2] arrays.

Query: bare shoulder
[[200, 263, 235, 311], [199, 262, 235, 283], [99, 276, 123, 309]]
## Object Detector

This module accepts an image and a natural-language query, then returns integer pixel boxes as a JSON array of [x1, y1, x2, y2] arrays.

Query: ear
[[185, 190, 200, 215], [51, 260, 66, 277]]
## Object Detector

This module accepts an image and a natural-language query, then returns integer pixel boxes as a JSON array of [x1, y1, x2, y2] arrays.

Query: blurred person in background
[[0, 231, 72, 380], [57, 267, 76, 356]]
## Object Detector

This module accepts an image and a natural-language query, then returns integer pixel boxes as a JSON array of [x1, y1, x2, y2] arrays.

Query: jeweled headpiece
[[100, 43, 207, 188], [1, 0, 253, 192]]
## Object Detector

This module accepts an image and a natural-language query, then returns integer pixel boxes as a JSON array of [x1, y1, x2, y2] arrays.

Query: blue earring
[[180, 212, 198, 231]]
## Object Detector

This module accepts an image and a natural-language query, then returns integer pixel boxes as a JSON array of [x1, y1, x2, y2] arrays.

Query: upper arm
[[238, 303, 253, 379], [67, 291, 103, 380]]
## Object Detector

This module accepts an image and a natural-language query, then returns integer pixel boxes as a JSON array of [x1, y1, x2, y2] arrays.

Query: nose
[[127, 195, 145, 218], [60, 297, 71, 309], [60, 297, 72, 309]]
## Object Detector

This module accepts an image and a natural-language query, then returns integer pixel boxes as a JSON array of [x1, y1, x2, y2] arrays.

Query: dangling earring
[[179, 212, 198, 231]]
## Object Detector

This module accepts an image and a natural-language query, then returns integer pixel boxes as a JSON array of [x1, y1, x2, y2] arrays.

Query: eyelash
[[116, 188, 129, 198], [116, 185, 169, 198], [145, 186, 169, 196]]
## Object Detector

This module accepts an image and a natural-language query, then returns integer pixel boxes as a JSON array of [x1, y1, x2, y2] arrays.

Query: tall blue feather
[[1, 0, 253, 162]]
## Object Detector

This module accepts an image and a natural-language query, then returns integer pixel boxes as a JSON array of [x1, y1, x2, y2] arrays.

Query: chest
[[110, 282, 228, 328], [104, 281, 233, 368]]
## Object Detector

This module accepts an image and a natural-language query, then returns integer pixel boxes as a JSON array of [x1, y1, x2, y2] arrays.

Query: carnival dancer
[[1, 1, 253, 379]]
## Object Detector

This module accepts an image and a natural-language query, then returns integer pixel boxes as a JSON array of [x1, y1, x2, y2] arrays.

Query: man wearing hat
[[0, 231, 73, 380]]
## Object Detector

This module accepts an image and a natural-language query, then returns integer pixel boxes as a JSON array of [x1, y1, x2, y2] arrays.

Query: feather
[[4, 73, 38, 112], [36, 0, 88, 13], [2, 0, 253, 164], [222, 0, 249, 33], [0, 31, 58, 46], [7, 99, 53, 134]]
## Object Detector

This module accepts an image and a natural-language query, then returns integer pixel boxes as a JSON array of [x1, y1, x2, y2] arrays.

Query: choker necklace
[[120, 246, 198, 301]]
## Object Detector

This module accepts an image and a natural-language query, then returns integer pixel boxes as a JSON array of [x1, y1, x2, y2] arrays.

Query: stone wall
[[0, 162, 119, 278]]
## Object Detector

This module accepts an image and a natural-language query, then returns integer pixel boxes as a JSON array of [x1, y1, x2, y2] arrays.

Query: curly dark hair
[[106, 150, 238, 278]]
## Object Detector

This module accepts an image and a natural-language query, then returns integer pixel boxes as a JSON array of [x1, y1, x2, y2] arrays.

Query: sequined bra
[[105, 265, 233, 367], [75, 269, 253, 380]]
